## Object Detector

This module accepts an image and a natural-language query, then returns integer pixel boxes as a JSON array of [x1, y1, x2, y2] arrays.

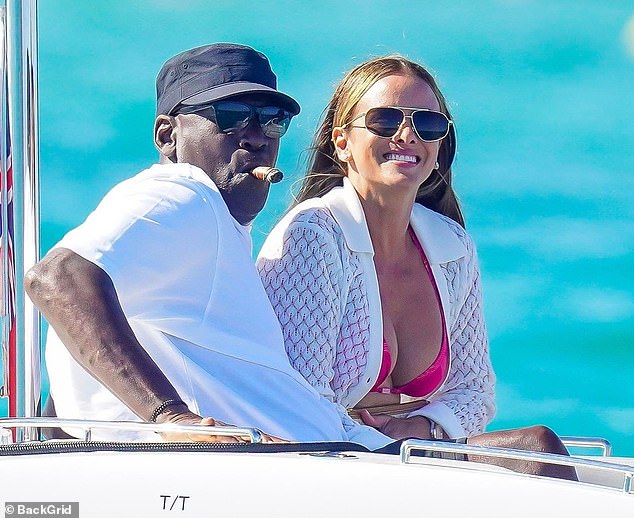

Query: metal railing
[[561, 436, 612, 456], [0, 417, 632, 495], [400, 439, 634, 495], [0, 417, 264, 443], [0, 0, 41, 441]]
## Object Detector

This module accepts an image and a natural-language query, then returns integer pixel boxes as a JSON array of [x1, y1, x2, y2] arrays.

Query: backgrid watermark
[[4, 503, 78, 517]]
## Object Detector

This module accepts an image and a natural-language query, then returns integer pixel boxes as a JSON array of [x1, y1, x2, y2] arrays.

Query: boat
[[0, 418, 633, 516], [1, 2, 633, 515]]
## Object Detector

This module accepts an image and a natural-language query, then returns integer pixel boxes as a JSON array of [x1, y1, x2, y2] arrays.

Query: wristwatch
[[429, 419, 445, 440]]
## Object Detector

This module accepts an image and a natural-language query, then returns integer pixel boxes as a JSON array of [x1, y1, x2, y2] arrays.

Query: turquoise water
[[3, 1, 633, 454]]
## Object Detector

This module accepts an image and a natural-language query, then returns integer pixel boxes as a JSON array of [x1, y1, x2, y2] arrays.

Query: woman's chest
[[376, 261, 444, 385]]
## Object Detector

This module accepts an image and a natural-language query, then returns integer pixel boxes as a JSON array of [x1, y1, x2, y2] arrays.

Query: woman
[[258, 55, 489, 438], [257, 56, 575, 478]]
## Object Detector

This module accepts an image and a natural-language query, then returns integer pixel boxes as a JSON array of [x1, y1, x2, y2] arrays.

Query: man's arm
[[24, 247, 242, 440]]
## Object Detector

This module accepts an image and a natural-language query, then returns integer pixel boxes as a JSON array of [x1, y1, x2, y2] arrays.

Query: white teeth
[[385, 153, 417, 163]]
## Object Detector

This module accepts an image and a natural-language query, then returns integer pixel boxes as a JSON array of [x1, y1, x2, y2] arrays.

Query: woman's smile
[[383, 152, 420, 165]]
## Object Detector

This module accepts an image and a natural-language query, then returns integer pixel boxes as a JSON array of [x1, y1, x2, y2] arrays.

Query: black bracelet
[[149, 399, 186, 422]]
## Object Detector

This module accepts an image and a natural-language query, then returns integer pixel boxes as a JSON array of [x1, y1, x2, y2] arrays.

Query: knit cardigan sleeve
[[257, 210, 347, 404]]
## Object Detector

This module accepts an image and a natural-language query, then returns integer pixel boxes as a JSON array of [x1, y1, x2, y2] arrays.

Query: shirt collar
[[323, 177, 465, 263]]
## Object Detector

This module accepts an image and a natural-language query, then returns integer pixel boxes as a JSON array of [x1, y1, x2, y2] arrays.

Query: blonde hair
[[293, 55, 464, 227]]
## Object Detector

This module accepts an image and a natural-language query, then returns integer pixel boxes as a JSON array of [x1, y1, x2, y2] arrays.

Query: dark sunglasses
[[176, 100, 294, 139], [344, 106, 452, 142]]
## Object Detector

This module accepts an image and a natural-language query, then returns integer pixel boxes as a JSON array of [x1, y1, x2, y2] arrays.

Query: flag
[[0, 95, 17, 416]]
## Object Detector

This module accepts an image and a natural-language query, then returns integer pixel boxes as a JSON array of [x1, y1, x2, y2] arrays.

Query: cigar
[[250, 166, 284, 184]]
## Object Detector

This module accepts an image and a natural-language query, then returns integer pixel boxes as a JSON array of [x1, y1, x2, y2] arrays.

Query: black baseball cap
[[156, 43, 301, 116]]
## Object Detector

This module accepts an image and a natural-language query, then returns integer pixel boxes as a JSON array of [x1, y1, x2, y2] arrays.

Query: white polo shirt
[[45, 162, 390, 447]]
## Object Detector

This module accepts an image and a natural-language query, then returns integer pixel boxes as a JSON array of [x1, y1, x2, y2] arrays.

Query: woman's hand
[[360, 409, 432, 440], [156, 409, 287, 443]]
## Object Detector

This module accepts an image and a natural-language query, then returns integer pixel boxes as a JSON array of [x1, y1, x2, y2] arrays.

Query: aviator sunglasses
[[176, 100, 294, 139], [344, 106, 452, 142]]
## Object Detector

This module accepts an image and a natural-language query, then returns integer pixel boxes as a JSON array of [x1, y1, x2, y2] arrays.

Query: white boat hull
[[2, 447, 633, 517]]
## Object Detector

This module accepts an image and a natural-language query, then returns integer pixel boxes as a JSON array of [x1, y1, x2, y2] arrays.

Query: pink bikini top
[[370, 227, 449, 398]]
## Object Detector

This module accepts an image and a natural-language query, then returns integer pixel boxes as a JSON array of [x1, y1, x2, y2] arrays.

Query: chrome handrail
[[561, 436, 612, 456], [0, 3, 8, 400], [0, 417, 264, 443], [400, 439, 634, 494], [1, 0, 41, 440], [2, 419, 633, 494]]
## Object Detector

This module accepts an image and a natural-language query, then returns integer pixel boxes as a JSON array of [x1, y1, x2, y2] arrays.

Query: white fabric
[[257, 177, 496, 438], [45, 163, 390, 448]]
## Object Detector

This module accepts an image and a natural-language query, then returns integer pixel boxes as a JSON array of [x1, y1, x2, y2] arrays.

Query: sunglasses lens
[[412, 111, 449, 141], [364, 108, 404, 137], [186, 101, 293, 138], [213, 101, 253, 132], [257, 106, 292, 138]]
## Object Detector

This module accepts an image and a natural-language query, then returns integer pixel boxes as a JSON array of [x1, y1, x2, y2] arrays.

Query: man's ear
[[154, 114, 177, 161], [332, 126, 350, 163]]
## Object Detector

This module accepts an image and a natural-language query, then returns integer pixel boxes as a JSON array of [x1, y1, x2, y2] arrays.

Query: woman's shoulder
[[276, 198, 342, 235], [260, 200, 345, 260], [412, 203, 476, 255]]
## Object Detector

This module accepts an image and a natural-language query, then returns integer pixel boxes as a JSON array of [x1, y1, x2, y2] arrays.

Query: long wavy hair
[[293, 55, 464, 227]]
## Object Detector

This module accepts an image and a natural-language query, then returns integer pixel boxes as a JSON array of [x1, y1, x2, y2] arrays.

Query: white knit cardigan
[[257, 178, 496, 438]]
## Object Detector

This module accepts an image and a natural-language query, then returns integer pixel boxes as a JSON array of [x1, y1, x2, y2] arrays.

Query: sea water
[[2, 0, 633, 455]]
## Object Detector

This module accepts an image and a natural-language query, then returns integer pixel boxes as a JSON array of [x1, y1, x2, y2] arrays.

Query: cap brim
[[181, 82, 300, 115]]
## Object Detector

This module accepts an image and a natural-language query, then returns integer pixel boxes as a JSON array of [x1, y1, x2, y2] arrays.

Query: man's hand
[[359, 409, 432, 440], [156, 408, 287, 444]]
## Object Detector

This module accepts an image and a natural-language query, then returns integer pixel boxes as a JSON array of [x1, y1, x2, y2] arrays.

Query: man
[[25, 43, 390, 447]]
